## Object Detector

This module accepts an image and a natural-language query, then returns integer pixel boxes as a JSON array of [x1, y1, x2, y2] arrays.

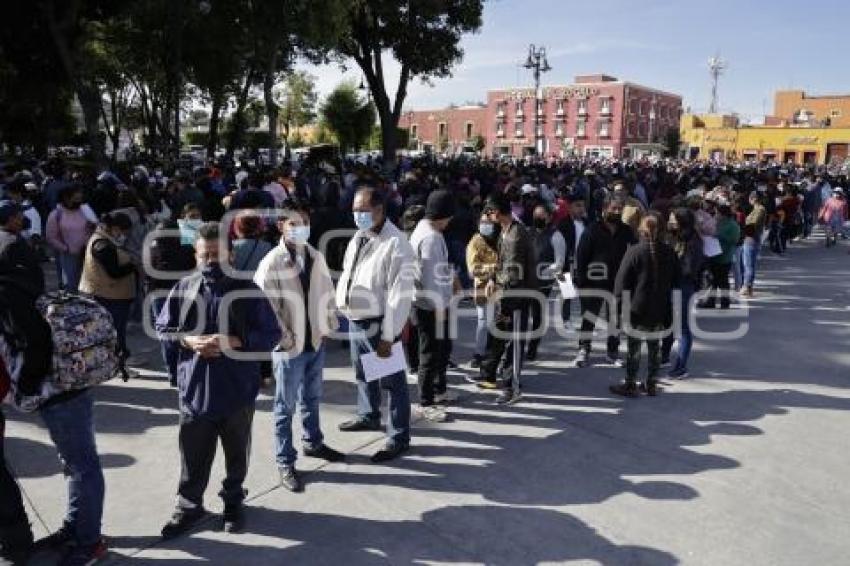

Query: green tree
[[472, 133, 486, 152], [337, 0, 484, 170], [274, 71, 318, 157], [320, 82, 375, 153]]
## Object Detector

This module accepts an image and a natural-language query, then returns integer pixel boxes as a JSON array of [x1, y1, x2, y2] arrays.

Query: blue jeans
[[474, 304, 494, 357], [271, 346, 326, 467], [40, 390, 104, 546], [348, 318, 410, 447], [58, 253, 83, 292], [742, 238, 759, 287], [731, 246, 743, 291]]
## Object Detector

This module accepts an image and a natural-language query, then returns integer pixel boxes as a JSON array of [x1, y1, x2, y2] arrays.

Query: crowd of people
[[0, 153, 848, 565]]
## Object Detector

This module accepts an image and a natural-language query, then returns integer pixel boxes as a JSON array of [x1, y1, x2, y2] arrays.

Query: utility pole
[[523, 44, 551, 156], [708, 54, 727, 114]]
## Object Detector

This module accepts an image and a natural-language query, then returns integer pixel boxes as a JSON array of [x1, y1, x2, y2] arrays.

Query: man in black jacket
[[573, 195, 635, 368], [478, 193, 537, 405], [0, 201, 44, 295]]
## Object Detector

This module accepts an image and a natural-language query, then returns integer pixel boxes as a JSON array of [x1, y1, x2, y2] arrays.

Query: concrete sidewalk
[[5, 236, 850, 565]]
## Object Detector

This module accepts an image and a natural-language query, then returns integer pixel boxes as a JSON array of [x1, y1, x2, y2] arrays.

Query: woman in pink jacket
[[819, 188, 848, 248], [45, 184, 95, 292]]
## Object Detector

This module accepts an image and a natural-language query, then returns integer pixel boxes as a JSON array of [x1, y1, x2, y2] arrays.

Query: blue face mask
[[178, 219, 202, 246], [479, 222, 495, 237], [287, 225, 311, 245], [353, 211, 374, 231]]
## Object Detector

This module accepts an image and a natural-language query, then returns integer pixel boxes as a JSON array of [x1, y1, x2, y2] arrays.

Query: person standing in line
[[819, 188, 848, 248], [573, 196, 635, 369], [335, 187, 415, 463], [46, 185, 95, 292], [698, 199, 740, 309], [466, 212, 500, 369], [741, 192, 766, 298], [612, 214, 680, 397], [556, 199, 587, 328], [156, 223, 281, 537], [526, 205, 566, 361], [477, 192, 537, 405], [254, 201, 345, 494], [409, 190, 456, 423], [661, 208, 704, 378], [79, 212, 137, 380]]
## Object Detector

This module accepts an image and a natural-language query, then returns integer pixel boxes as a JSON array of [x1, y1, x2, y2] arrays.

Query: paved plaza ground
[[6, 236, 850, 565]]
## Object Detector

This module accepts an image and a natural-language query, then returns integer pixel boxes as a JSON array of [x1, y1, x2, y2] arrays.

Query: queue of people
[[1, 154, 848, 565]]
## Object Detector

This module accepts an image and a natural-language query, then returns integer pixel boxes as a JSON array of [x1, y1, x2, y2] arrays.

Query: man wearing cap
[[409, 190, 455, 422], [0, 201, 44, 294], [336, 187, 415, 462]]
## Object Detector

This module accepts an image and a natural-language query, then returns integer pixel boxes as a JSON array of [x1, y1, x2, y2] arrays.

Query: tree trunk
[[77, 85, 106, 167], [263, 58, 280, 167], [226, 70, 254, 160], [207, 89, 224, 160]]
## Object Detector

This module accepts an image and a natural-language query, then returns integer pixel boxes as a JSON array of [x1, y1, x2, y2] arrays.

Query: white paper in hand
[[557, 273, 578, 299], [360, 342, 407, 382], [702, 236, 722, 258]]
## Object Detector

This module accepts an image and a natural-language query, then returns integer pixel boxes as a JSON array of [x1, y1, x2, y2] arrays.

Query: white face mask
[[479, 222, 495, 237], [287, 225, 311, 245]]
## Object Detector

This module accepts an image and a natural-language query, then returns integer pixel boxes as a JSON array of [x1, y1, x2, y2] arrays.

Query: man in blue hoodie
[[156, 222, 280, 538]]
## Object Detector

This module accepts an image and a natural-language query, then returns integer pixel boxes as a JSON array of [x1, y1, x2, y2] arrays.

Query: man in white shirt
[[408, 190, 455, 422], [557, 199, 587, 327], [336, 187, 415, 463], [254, 201, 345, 493]]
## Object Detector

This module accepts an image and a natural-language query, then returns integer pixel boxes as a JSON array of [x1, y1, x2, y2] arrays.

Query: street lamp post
[[523, 44, 551, 157]]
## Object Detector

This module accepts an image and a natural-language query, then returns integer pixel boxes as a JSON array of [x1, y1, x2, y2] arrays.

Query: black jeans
[[480, 300, 529, 389], [527, 286, 552, 356], [703, 261, 732, 307], [578, 294, 620, 356], [0, 408, 32, 549], [415, 307, 449, 406], [626, 325, 663, 385], [177, 405, 254, 510]]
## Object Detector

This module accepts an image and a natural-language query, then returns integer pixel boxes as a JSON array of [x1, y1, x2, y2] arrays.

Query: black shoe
[[696, 301, 716, 309], [338, 418, 381, 432], [525, 348, 537, 362], [35, 522, 74, 549], [222, 503, 244, 534], [646, 381, 659, 396], [447, 359, 458, 369], [574, 350, 589, 368], [609, 382, 639, 398], [495, 390, 521, 405], [279, 466, 304, 493], [58, 538, 108, 566], [161, 507, 206, 540], [304, 443, 346, 463], [470, 355, 482, 368], [370, 443, 410, 463]]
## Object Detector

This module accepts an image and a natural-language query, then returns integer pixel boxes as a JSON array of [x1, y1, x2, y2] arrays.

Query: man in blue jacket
[[156, 223, 280, 538]]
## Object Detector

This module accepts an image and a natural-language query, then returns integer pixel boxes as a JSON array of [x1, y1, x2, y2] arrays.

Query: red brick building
[[486, 74, 682, 158], [398, 105, 487, 154]]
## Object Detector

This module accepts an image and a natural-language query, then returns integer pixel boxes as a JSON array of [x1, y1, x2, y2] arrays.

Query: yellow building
[[680, 114, 850, 165]]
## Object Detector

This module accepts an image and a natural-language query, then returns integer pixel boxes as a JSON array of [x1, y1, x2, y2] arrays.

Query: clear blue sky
[[303, 0, 850, 122]]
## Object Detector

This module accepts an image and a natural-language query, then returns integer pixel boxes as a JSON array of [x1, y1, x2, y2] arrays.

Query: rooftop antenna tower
[[708, 53, 727, 114]]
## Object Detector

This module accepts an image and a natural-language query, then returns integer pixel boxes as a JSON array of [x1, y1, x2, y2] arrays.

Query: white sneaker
[[415, 405, 448, 423]]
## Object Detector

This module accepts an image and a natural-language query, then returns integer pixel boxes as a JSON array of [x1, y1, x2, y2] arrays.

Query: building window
[[515, 124, 524, 137], [578, 99, 588, 115], [497, 102, 506, 117], [600, 97, 612, 115], [410, 124, 418, 139], [466, 122, 474, 139], [556, 99, 565, 116], [576, 119, 587, 137], [627, 121, 636, 137], [638, 122, 647, 137], [438, 122, 447, 140], [496, 123, 505, 137], [831, 108, 842, 118], [630, 100, 638, 115], [515, 100, 524, 116], [640, 101, 648, 116], [555, 122, 564, 136], [598, 120, 610, 137]]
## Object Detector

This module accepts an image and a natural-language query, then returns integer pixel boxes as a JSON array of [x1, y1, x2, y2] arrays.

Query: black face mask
[[201, 262, 224, 283], [533, 218, 548, 230], [604, 212, 621, 224], [67, 201, 82, 210]]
